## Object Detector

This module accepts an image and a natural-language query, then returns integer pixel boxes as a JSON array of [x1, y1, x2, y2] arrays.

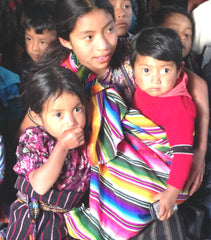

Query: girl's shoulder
[[20, 126, 53, 144]]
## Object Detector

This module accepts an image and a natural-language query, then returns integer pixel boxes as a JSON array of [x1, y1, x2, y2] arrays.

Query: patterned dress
[[6, 126, 90, 240]]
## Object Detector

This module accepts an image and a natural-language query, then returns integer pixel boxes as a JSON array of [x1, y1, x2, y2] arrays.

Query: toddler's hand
[[58, 127, 85, 150], [154, 185, 180, 221]]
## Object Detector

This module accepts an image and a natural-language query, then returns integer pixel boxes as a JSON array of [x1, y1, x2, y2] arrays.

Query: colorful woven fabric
[[62, 52, 190, 239]]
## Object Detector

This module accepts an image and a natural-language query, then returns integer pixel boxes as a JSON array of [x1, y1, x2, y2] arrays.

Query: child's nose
[[178, 32, 187, 41], [116, 7, 126, 18], [65, 114, 76, 127], [151, 74, 161, 84], [32, 41, 39, 51]]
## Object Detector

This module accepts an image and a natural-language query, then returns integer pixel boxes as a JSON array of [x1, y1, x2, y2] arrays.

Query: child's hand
[[154, 185, 180, 221], [58, 127, 85, 150]]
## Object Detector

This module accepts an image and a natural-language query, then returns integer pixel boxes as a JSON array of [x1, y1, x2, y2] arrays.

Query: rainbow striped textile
[[62, 53, 189, 239]]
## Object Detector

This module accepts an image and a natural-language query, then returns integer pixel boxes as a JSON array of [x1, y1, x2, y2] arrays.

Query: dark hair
[[23, 1, 56, 34], [147, 5, 194, 38], [35, 0, 117, 68], [55, 0, 115, 41], [22, 65, 86, 114], [131, 27, 183, 70]]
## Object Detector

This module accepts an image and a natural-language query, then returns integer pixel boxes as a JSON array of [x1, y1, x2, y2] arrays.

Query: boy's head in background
[[23, 1, 57, 62], [148, 5, 194, 59], [110, 0, 133, 36]]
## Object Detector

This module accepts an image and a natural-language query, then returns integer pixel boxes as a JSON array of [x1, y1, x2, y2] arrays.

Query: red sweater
[[133, 72, 196, 190]]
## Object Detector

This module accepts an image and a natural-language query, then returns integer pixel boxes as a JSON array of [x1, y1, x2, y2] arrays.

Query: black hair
[[23, 1, 56, 34], [147, 5, 194, 38], [131, 26, 183, 70], [55, 0, 114, 41], [22, 65, 86, 114], [34, 0, 122, 70], [157, 0, 188, 9]]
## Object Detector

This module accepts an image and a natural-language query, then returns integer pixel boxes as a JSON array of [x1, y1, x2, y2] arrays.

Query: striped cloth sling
[[62, 52, 190, 240]]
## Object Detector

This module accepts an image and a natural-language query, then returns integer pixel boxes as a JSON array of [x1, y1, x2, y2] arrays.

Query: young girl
[[6, 65, 91, 240], [132, 26, 196, 221]]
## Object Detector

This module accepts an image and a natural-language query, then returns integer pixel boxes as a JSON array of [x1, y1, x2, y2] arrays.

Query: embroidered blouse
[[14, 126, 90, 192]]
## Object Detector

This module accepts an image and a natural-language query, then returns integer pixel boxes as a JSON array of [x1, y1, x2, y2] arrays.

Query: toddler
[[132, 26, 196, 220]]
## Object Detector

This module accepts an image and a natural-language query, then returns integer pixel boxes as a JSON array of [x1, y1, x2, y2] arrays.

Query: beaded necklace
[[97, 67, 112, 81]]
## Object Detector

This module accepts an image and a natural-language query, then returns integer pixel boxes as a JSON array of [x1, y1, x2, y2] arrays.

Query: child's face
[[134, 55, 182, 96], [110, 0, 132, 36], [25, 27, 57, 62], [38, 92, 86, 140], [59, 8, 118, 77], [162, 13, 193, 58]]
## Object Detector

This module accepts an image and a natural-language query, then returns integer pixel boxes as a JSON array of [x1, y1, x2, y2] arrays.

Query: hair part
[[55, 0, 115, 40], [35, 0, 118, 68], [131, 26, 183, 69], [22, 65, 87, 114]]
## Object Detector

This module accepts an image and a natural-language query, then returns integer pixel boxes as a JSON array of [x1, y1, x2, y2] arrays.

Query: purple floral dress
[[6, 126, 90, 240], [14, 126, 90, 192]]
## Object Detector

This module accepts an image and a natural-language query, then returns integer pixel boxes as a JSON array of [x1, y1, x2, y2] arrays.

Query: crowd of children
[[0, 0, 211, 239]]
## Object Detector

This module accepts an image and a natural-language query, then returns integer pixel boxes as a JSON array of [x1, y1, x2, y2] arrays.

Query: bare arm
[[184, 70, 209, 195], [28, 128, 85, 195]]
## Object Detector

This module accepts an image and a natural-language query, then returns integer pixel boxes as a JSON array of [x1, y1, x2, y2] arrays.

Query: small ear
[[28, 109, 43, 126], [59, 37, 72, 50], [180, 61, 185, 70], [177, 61, 185, 78]]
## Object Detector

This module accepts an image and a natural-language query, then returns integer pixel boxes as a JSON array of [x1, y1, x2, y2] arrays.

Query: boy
[[23, 1, 56, 63], [109, 0, 136, 106]]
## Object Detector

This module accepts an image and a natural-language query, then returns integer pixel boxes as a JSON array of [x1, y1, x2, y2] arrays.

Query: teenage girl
[[53, 1, 189, 239]]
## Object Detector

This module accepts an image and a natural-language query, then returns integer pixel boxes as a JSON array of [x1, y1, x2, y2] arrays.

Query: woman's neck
[[96, 67, 112, 81]]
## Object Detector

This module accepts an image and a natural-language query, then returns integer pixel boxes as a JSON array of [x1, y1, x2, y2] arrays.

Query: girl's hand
[[29, 127, 85, 195], [183, 147, 205, 195], [154, 185, 180, 221], [58, 127, 85, 150]]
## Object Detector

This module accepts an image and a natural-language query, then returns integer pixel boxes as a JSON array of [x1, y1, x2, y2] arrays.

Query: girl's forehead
[[110, 0, 131, 3], [73, 8, 114, 31], [80, 8, 113, 20]]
